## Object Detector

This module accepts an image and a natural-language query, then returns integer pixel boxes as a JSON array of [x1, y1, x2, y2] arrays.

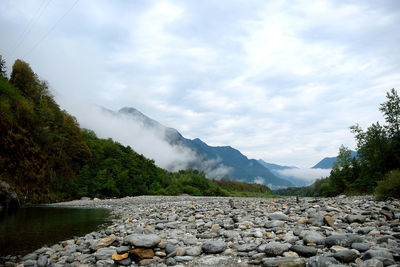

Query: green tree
[[0, 55, 7, 79], [9, 59, 37, 98], [380, 88, 400, 138]]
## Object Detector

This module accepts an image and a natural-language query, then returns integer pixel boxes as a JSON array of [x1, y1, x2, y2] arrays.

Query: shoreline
[[2, 195, 399, 266]]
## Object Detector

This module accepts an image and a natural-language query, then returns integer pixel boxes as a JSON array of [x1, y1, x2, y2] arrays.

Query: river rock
[[262, 242, 290, 256], [303, 230, 325, 245], [268, 212, 291, 221], [333, 249, 359, 262], [345, 214, 366, 224], [201, 240, 227, 254], [237, 243, 259, 252], [360, 258, 384, 267], [262, 256, 306, 266], [130, 248, 154, 261], [325, 234, 363, 247], [290, 245, 318, 257], [95, 248, 114, 260], [124, 234, 161, 247]]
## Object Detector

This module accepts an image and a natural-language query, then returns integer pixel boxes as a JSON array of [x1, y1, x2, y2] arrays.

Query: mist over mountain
[[118, 107, 294, 189], [312, 151, 358, 169], [257, 160, 308, 186]]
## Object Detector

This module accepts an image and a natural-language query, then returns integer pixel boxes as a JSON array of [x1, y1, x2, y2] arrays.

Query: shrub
[[375, 169, 400, 201]]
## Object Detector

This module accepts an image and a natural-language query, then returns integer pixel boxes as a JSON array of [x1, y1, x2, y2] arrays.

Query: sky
[[1, 0, 400, 168]]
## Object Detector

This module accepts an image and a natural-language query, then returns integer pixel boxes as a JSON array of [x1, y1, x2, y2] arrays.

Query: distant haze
[[1, 1, 399, 167]]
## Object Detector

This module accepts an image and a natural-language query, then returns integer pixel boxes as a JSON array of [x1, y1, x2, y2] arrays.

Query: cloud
[[254, 177, 265, 185], [1, 0, 399, 168], [277, 168, 331, 183]]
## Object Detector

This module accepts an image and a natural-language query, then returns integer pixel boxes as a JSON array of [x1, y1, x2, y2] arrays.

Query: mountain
[[118, 107, 294, 189], [258, 160, 308, 187], [312, 151, 358, 169]]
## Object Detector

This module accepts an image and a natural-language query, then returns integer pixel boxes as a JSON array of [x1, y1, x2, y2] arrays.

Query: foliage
[[0, 55, 6, 78], [375, 169, 400, 201]]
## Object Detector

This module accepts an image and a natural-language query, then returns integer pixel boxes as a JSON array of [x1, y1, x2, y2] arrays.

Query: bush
[[375, 169, 400, 200]]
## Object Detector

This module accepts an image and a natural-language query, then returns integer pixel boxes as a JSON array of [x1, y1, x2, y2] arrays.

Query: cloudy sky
[[1, 0, 400, 168]]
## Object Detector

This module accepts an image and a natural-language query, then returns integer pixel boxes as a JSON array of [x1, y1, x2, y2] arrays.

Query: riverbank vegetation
[[275, 88, 400, 200], [0, 57, 273, 203]]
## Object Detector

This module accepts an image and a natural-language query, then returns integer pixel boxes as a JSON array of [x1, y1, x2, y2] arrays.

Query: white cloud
[[277, 168, 332, 183], [1, 0, 399, 168]]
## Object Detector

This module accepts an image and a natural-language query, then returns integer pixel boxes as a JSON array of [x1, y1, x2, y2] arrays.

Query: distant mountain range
[[312, 151, 358, 169], [117, 107, 294, 189]]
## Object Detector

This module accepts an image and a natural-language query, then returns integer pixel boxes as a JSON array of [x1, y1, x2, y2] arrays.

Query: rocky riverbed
[[2, 195, 399, 267]]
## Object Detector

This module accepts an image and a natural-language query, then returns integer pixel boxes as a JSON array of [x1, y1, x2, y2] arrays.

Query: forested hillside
[[0, 57, 274, 203]]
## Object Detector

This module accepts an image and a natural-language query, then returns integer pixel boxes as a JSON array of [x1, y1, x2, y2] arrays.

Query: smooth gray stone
[[268, 212, 291, 221], [117, 257, 132, 266], [165, 257, 176, 266], [333, 249, 358, 263], [303, 230, 325, 245], [22, 253, 38, 261], [94, 248, 114, 261], [201, 240, 227, 254], [165, 243, 177, 255], [124, 234, 161, 247], [361, 249, 394, 262], [237, 243, 259, 252], [22, 260, 36, 267], [262, 242, 290, 256], [175, 256, 194, 262], [199, 256, 229, 266], [352, 242, 370, 252], [290, 245, 318, 257], [264, 220, 285, 228], [185, 246, 202, 256], [262, 257, 306, 267], [116, 246, 130, 254], [360, 259, 384, 267], [37, 255, 48, 267], [325, 234, 363, 248], [308, 256, 340, 267]]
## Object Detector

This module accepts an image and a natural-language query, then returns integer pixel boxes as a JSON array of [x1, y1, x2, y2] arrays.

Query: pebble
[[3, 195, 398, 267]]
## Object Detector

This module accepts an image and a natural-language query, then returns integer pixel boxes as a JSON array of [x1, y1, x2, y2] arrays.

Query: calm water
[[0, 206, 111, 256]]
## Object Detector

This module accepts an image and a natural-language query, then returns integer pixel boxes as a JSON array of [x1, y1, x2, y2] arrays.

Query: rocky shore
[[2, 195, 400, 267]]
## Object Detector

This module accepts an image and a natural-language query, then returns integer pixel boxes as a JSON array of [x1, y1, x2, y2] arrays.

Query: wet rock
[[325, 234, 363, 248], [333, 249, 359, 263], [201, 240, 227, 254], [290, 245, 318, 257]]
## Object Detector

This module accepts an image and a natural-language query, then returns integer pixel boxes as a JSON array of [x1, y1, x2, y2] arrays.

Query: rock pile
[[3, 195, 400, 266]]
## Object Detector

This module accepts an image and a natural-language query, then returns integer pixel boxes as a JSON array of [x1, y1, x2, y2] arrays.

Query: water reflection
[[0, 206, 110, 256]]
